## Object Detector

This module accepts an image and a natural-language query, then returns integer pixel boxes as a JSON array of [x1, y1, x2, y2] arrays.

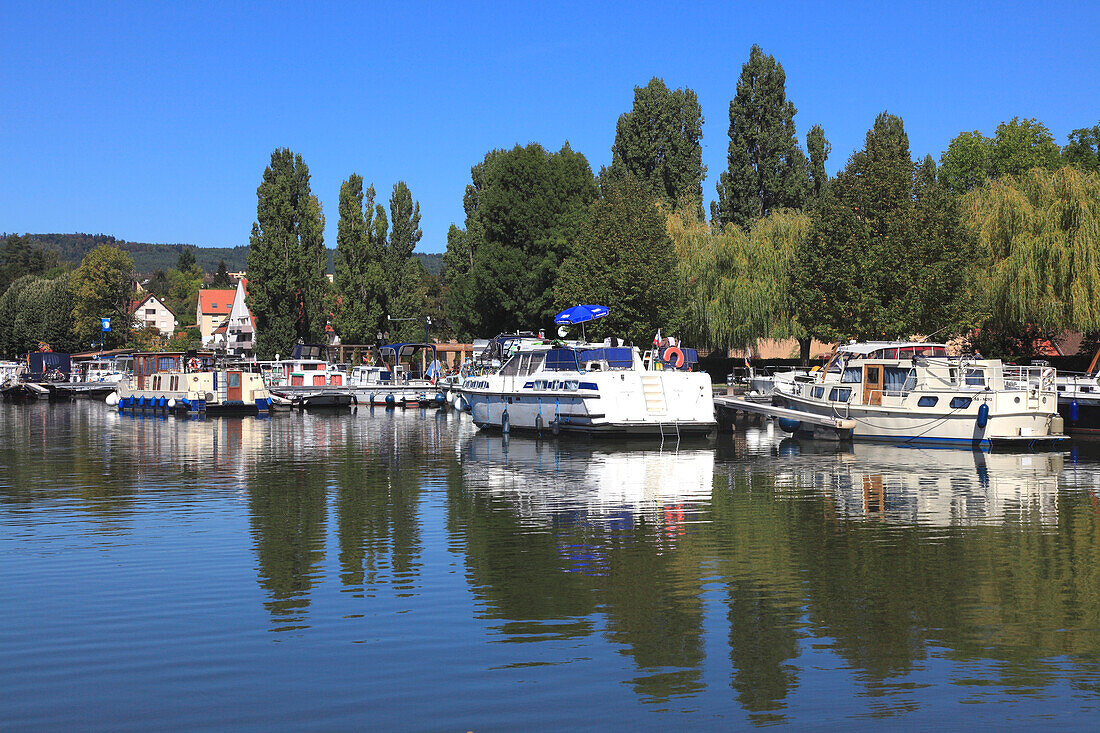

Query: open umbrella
[[554, 305, 609, 342]]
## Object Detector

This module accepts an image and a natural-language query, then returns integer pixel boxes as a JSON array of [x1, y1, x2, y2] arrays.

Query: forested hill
[[14, 233, 443, 276]]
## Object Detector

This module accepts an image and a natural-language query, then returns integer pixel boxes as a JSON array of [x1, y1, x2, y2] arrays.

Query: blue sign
[[101, 318, 111, 332]]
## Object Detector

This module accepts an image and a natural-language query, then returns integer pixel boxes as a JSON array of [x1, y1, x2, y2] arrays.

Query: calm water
[[3, 402, 1100, 730]]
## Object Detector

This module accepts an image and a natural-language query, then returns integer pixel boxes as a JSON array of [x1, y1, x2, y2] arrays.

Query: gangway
[[714, 395, 855, 440]]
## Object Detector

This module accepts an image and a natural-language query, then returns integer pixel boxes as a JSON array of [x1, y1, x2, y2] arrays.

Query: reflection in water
[[3, 404, 1100, 728]]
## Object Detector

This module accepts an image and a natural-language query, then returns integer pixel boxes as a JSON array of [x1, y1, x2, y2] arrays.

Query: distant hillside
[[16, 233, 444, 276]]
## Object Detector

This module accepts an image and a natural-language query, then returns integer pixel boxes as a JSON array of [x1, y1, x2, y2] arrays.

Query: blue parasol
[[554, 305, 609, 341]]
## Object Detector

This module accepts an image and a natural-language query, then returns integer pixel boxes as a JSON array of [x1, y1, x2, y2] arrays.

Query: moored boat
[[115, 352, 272, 415], [773, 341, 1065, 447]]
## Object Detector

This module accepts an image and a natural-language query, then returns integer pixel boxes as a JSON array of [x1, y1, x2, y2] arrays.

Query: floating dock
[[714, 395, 855, 440]]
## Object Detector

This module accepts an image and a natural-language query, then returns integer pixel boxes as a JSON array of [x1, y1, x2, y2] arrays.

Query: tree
[[146, 269, 170, 297], [0, 235, 60, 291], [210, 261, 233, 289], [806, 124, 830, 203], [990, 117, 1061, 179], [176, 247, 197, 273], [938, 131, 993, 194], [70, 244, 135, 349], [713, 45, 809, 229], [383, 181, 422, 319], [447, 143, 597, 337], [670, 207, 811, 357], [1063, 123, 1100, 174], [333, 174, 386, 344], [0, 276, 75, 357], [555, 176, 677, 345], [792, 113, 980, 342], [246, 148, 327, 359], [609, 77, 705, 213], [964, 166, 1100, 335]]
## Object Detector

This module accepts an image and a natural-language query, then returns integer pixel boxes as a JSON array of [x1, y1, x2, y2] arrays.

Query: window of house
[[146, 308, 156, 316]]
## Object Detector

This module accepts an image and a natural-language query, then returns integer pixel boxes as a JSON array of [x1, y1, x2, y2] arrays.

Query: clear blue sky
[[3, 1, 1098, 254]]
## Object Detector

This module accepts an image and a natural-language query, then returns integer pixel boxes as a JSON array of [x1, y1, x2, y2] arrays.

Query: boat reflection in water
[[458, 432, 714, 536]]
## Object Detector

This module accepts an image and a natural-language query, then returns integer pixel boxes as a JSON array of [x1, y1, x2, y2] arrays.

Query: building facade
[[129, 294, 176, 336], [196, 289, 235, 345]]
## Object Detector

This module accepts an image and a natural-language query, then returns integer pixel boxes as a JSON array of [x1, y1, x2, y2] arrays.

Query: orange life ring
[[188, 357, 202, 371], [663, 346, 685, 369]]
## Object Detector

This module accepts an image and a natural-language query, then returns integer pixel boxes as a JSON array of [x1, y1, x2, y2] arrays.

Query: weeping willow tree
[[965, 166, 1100, 336], [668, 208, 811, 358]]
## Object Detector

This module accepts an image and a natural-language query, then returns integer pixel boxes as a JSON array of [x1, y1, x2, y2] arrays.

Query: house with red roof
[[196, 288, 236, 345]]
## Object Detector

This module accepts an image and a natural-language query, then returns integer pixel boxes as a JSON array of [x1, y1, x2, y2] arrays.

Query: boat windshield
[[545, 347, 633, 371]]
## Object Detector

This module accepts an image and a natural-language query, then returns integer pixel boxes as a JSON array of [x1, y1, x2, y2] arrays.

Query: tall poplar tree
[[333, 174, 386, 344], [609, 77, 705, 213], [246, 148, 327, 359], [806, 124, 830, 203], [714, 45, 809, 229], [383, 181, 422, 317]]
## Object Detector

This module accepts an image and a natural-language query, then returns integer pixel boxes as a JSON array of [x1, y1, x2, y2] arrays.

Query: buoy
[[777, 416, 802, 433], [105, 392, 119, 407], [385, 393, 395, 406], [501, 410, 510, 435], [663, 346, 685, 369], [976, 402, 989, 428], [435, 392, 445, 405], [1070, 400, 1079, 422], [535, 413, 544, 434], [550, 418, 560, 436], [167, 398, 176, 409]]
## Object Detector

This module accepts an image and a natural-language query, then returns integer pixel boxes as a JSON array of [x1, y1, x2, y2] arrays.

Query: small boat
[[772, 341, 1066, 447], [0, 352, 71, 401], [1055, 347, 1100, 436], [344, 343, 447, 408], [114, 352, 272, 415]]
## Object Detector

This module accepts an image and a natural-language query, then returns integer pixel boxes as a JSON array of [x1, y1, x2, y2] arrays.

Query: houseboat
[[114, 352, 272, 415], [772, 341, 1065, 447], [462, 342, 716, 437], [345, 343, 446, 406]]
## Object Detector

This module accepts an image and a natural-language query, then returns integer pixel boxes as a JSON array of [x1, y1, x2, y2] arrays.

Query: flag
[[653, 329, 661, 347]]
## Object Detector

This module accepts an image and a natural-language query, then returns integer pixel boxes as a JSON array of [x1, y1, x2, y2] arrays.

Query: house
[[197, 289, 236, 344], [211, 278, 256, 358], [128, 294, 176, 336]]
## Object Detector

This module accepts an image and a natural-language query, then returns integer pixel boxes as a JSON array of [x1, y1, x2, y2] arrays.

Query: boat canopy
[[837, 342, 948, 359], [545, 347, 633, 370]]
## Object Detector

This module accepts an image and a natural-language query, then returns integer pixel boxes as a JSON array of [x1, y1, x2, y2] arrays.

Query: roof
[[198, 289, 236, 315], [127, 293, 176, 317], [837, 341, 947, 356]]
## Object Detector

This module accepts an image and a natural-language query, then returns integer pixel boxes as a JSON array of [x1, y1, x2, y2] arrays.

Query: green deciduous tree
[[555, 176, 677, 345], [0, 276, 76, 356], [964, 166, 1100, 334], [333, 174, 387, 344], [991, 117, 1061, 179], [1063, 122, 1100, 174], [246, 148, 327, 359], [714, 45, 809, 229], [609, 77, 705, 213], [806, 124, 830, 204], [70, 244, 135, 349], [383, 181, 422, 325], [447, 143, 597, 337], [793, 113, 980, 342], [939, 131, 994, 194]]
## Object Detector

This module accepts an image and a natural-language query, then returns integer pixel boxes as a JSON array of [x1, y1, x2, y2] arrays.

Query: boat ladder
[[658, 421, 680, 444], [640, 375, 667, 415]]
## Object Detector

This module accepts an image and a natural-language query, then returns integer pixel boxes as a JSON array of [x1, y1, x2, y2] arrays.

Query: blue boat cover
[[545, 347, 633, 370]]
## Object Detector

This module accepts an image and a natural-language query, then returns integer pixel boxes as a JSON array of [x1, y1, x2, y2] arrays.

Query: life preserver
[[663, 346, 685, 369], [188, 357, 202, 371]]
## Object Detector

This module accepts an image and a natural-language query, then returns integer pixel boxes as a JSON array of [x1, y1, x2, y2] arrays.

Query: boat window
[[884, 367, 915, 394], [528, 353, 546, 374], [964, 368, 985, 386], [565, 380, 579, 391], [1057, 385, 1066, 392], [918, 396, 938, 407], [842, 367, 862, 383], [865, 367, 880, 383], [1083, 385, 1094, 393], [829, 387, 851, 402], [950, 396, 972, 409], [499, 355, 522, 376], [812, 386, 825, 399]]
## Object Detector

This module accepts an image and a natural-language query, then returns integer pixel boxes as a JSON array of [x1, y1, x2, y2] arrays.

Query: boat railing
[[1003, 364, 1056, 392]]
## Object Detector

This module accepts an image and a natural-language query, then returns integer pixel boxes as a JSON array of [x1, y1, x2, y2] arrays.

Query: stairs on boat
[[640, 375, 667, 415]]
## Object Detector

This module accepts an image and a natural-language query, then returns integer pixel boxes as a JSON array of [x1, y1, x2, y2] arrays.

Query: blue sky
[[2, 1, 1098, 254]]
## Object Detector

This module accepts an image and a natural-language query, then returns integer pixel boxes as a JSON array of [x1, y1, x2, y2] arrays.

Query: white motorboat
[[462, 342, 716, 437], [773, 341, 1065, 447]]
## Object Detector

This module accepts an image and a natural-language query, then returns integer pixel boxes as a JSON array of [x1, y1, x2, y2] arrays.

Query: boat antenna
[[917, 325, 952, 343]]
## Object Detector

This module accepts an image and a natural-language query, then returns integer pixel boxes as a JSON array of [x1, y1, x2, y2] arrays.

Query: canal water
[[3, 402, 1100, 730]]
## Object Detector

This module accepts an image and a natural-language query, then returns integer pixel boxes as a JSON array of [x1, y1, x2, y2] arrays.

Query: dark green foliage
[[1063, 122, 1100, 173], [211, 261, 233, 289], [0, 276, 76, 356], [18, 233, 249, 274], [1, 235, 63, 292], [176, 247, 197, 272], [146, 270, 170, 297], [246, 148, 327, 359], [714, 45, 809, 229], [806, 124, 830, 203], [446, 143, 598, 338], [793, 113, 980, 342], [555, 176, 678, 345], [938, 131, 993, 194], [609, 77, 705, 213], [383, 181, 423, 324], [333, 174, 387, 344]]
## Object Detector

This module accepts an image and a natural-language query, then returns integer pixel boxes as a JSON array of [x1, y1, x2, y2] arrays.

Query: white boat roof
[[837, 341, 948, 356]]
